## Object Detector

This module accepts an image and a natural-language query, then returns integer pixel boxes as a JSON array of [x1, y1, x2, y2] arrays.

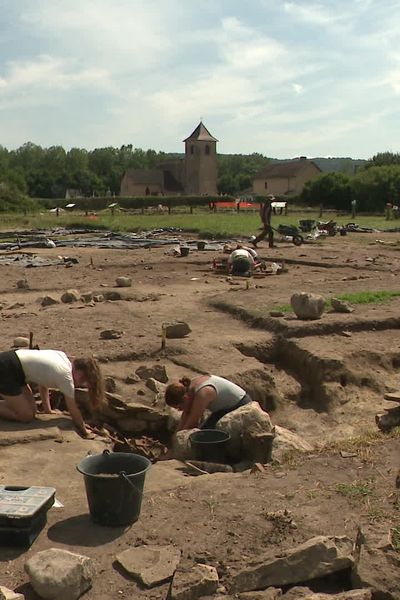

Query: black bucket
[[197, 241, 206, 251], [76, 450, 151, 526], [180, 246, 190, 257], [190, 429, 230, 463]]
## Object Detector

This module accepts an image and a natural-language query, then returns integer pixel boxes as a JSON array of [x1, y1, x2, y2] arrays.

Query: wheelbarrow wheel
[[293, 235, 303, 246]]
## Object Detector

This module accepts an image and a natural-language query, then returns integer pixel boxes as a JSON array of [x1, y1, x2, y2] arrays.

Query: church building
[[120, 122, 218, 197]]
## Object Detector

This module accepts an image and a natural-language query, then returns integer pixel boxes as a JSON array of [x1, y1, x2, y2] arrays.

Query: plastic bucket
[[197, 241, 206, 251], [76, 450, 151, 526], [180, 246, 190, 257], [190, 429, 230, 463]]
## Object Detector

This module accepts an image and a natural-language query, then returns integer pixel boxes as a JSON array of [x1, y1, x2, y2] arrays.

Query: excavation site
[[0, 227, 399, 600]]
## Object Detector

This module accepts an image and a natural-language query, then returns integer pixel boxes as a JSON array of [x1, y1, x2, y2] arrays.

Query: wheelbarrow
[[274, 224, 304, 246]]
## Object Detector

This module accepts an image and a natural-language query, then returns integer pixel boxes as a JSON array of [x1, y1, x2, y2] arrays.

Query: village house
[[252, 157, 321, 197], [120, 122, 218, 197]]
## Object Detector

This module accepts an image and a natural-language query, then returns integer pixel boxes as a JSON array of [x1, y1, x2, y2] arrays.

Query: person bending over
[[0, 348, 105, 438], [227, 245, 259, 276], [165, 374, 252, 430]]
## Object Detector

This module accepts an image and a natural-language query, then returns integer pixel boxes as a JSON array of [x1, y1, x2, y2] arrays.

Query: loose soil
[[0, 230, 399, 599]]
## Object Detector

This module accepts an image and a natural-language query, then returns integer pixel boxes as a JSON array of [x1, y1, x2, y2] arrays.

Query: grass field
[[0, 209, 398, 238], [274, 291, 400, 314]]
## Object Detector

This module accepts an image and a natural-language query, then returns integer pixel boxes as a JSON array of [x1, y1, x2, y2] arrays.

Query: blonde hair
[[73, 357, 105, 409]]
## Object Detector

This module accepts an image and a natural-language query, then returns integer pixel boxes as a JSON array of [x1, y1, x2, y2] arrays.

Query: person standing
[[351, 199, 357, 219], [252, 195, 274, 248]]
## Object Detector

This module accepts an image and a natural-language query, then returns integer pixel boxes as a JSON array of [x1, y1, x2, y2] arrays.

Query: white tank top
[[194, 375, 246, 412]]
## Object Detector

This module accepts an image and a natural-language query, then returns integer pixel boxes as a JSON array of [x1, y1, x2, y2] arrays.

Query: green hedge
[[34, 195, 235, 211]]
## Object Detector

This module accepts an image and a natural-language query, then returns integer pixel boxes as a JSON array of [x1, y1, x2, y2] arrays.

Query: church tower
[[183, 122, 218, 195]]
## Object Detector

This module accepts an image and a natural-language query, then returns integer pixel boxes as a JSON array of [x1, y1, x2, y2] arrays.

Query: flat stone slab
[[0, 586, 24, 599], [116, 544, 181, 587], [170, 563, 219, 600], [229, 535, 354, 593], [384, 391, 400, 403]]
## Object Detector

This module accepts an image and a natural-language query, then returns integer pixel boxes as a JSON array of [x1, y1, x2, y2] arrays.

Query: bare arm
[[64, 395, 89, 437], [39, 386, 52, 413], [178, 388, 214, 431]]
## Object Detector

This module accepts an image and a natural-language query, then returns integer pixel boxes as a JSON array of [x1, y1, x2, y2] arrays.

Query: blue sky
[[0, 0, 399, 158]]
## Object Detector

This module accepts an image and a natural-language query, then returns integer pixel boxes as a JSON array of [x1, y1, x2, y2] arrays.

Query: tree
[[364, 152, 400, 169], [351, 165, 400, 211], [300, 172, 351, 210]]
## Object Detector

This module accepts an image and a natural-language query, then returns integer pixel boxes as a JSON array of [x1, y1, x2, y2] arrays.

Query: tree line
[[0, 141, 399, 213], [300, 153, 400, 212], [0, 142, 269, 204]]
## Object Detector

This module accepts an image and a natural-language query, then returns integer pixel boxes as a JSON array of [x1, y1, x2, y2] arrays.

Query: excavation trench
[[236, 335, 400, 413], [210, 298, 400, 339]]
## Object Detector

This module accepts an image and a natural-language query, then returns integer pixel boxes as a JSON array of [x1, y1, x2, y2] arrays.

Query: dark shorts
[[0, 351, 26, 396], [201, 394, 252, 429]]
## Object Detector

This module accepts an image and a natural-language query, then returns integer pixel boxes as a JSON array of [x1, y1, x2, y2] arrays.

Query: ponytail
[[179, 376, 191, 388]]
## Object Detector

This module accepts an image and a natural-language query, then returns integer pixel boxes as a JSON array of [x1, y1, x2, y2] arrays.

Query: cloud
[[292, 83, 304, 95], [0, 55, 111, 113], [21, 0, 177, 72], [0, 0, 399, 157], [283, 2, 340, 25]]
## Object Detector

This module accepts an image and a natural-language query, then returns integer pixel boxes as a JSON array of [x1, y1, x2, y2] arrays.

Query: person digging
[[0, 348, 105, 438]]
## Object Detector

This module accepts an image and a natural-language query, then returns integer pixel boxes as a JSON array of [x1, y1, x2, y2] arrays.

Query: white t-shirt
[[15, 349, 75, 398], [227, 248, 256, 266]]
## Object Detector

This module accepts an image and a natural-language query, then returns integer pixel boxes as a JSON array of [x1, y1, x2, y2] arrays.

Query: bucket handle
[[102, 451, 143, 497], [119, 471, 143, 498]]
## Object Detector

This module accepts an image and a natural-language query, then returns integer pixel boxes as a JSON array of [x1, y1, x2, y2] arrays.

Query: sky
[[0, 0, 399, 159]]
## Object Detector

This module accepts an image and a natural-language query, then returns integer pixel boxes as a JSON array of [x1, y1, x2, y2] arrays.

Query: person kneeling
[[227, 245, 259, 276], [165, 374, 251, 431]]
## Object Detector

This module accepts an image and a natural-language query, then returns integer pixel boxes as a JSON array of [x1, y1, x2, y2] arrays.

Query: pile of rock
[[376, 391, 400, 432], [16, 531, 397, 599]]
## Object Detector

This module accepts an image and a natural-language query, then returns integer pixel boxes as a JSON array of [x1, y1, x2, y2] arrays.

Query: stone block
[[229, 535, 354, 593], [12, 336, 30, 348], [116, 276, 132, 287], [170, 563, 219, 600], [25, 547, 94, 600], [136, 364, 168, 383], [116, 544, 181, 587], [61, 289, 81, 303], [217, 402, 274, 462], [0, 586, 25, 600], [165, 322, 191, 339], [41, 295, 59, 306], [290, 292, 325, 320]]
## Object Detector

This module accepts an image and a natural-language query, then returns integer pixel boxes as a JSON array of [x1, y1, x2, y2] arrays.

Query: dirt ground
[[0, 229, 399, 599]]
